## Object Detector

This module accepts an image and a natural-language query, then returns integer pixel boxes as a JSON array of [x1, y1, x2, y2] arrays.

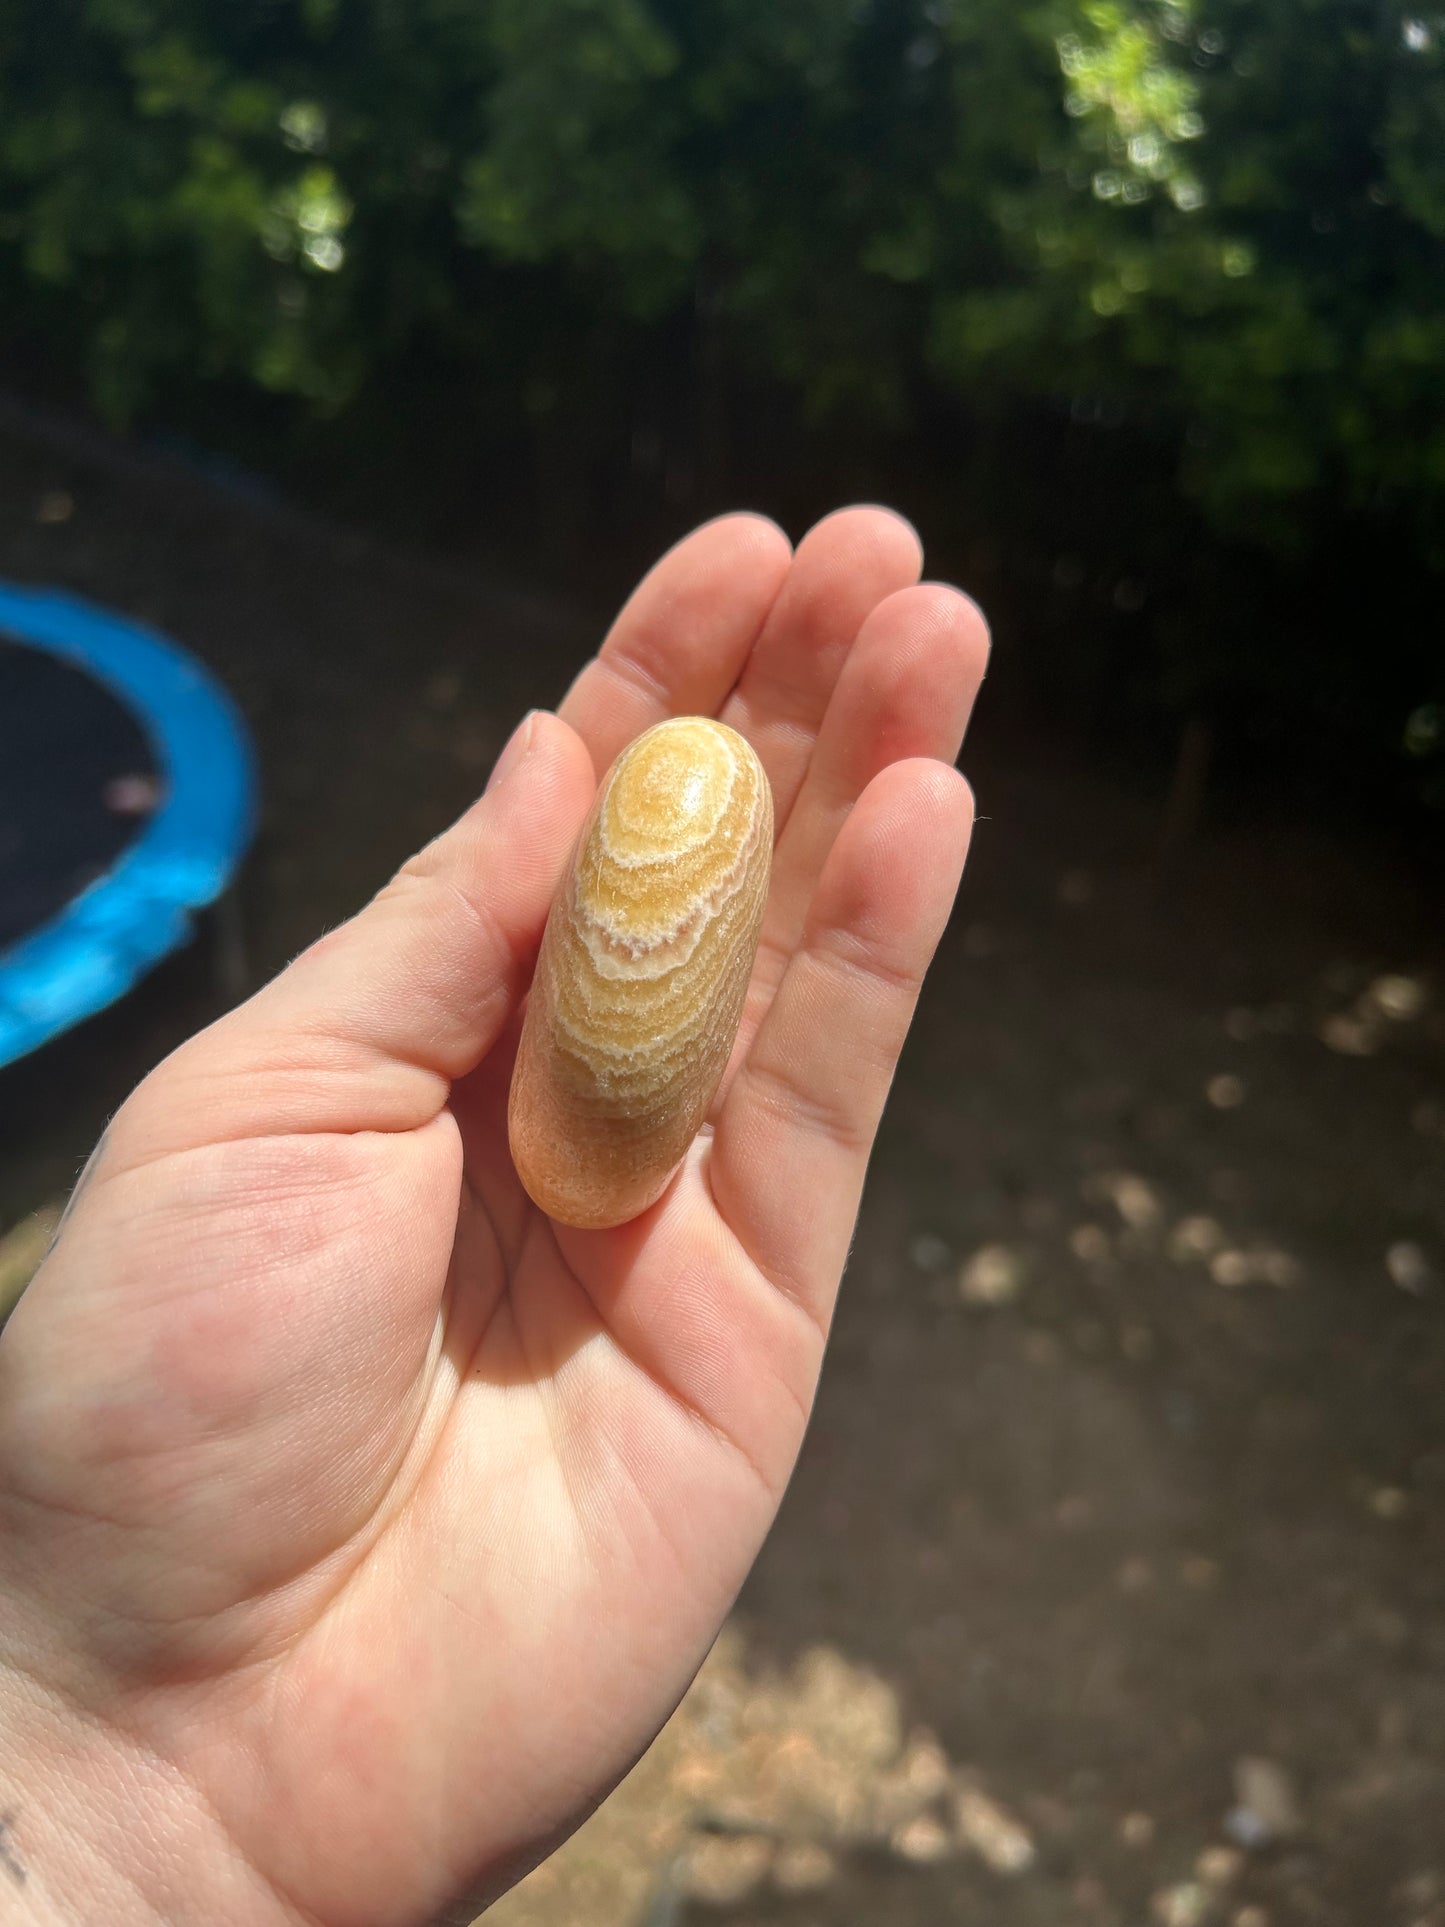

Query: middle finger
[[728, 580, 988, 1078], [720, 505, 923, 833]]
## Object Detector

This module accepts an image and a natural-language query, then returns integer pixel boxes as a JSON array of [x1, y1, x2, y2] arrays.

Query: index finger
[[558, 512, 793, 775]]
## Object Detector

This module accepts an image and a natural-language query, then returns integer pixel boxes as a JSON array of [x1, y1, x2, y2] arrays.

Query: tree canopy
[[2, 0, 1442, 802]]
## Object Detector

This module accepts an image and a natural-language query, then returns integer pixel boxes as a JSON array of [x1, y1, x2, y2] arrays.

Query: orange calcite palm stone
[[509, 717, 773, 1228]]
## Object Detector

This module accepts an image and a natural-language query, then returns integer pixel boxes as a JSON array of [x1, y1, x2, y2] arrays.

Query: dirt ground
[[1, 411, 1443, 1927]]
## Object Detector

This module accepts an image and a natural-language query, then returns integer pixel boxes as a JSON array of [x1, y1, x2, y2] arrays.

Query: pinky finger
[[709, 758, 974, 1333]]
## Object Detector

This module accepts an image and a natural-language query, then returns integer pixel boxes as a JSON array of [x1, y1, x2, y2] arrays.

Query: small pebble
[[1170, 1215, 1226, 1261], [1119, 1810, 1156, 1847], [1319, 1013, 1377, 1056], [1152, 1881, 1209, 1927], [892, 1813, 952, 1863], [1104, 1171, 1164, 1230], [1387, 1242, 1433, 1296], [1225, 1810, 1271, 1850], [955, 1786, 1036, 1874], [959, 1244, 1026, 1307], [1198, 1844, 1244, 1885], [1226, 1757, 1301, 1846], [1207, 1074, 1246, 1109], [900, 1735, 951, 1800], [1259, 1249, 1301, 1287], [772, 1840, 835, 1893], [1211, 1249, 1253, 1287], [1209, 1247, 1299, 1290], [1369, 973, 1427, 1022]]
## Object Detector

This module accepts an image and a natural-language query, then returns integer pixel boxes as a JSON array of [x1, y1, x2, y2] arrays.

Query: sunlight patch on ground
[[487, 1626, 1035, 1926], [1319, 970, 1431, 1057], [958, 1243, 1029, 1306]]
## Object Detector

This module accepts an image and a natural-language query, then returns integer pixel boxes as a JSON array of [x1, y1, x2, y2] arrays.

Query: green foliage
[[0, 0, 1441, 776], [457, 0, 695, 314], [3, 0, 1441, 542], [932, 0, 1445, 557]]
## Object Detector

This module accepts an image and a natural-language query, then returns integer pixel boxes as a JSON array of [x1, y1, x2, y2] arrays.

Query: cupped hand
[[0, 509, 987, 1927]]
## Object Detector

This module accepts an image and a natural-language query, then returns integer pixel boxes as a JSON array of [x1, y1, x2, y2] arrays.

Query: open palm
[[0, 509, 986, 1927]]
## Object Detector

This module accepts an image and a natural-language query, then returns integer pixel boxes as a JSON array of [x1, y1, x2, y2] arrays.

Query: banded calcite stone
[[509, 716, 773, 1228]]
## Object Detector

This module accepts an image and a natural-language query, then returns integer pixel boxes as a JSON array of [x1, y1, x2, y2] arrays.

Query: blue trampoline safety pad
[[0, 582, 257, 1067]]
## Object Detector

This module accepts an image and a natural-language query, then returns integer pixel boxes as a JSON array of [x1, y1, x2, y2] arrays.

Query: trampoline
[[0, 581, 256, 1068]]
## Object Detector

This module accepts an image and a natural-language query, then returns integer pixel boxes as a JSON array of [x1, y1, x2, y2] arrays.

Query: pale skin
[[0, 507, 988, 1926]]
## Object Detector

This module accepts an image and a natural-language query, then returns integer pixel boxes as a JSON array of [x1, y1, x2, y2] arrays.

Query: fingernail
[[486, 710, 540, 794]]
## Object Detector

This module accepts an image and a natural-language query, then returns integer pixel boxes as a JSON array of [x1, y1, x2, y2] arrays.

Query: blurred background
[[1, 2, 1443, 1921]]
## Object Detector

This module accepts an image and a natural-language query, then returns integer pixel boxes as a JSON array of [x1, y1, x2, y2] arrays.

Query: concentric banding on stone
[[508, 717, 773, 1229]]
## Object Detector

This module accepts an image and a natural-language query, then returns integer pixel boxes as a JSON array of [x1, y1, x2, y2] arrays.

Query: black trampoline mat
[[0, 632, 163, 951]]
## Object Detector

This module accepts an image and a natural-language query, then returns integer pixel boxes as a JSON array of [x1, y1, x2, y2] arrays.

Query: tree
[[1, 0, 1440, 799]]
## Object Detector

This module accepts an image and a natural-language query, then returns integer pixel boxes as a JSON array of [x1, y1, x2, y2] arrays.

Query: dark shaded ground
[[0, 637, 160, 949], [1, 410, 1443, 1926]]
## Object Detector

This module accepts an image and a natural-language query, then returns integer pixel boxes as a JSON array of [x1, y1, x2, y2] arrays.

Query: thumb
[[112, 710, 596, 1166]]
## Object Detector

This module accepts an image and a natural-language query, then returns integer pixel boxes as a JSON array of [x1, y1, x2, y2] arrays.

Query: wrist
[[0, 1661, 168, 1926], [0, 1660, 295, 1927]]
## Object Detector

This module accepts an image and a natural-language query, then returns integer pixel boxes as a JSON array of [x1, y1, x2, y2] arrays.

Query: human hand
[[0, 508, 987, 1926]]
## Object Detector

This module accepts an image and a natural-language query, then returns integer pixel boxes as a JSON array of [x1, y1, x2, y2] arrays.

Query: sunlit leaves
[[274, 166, 351, 268], [279, 101, 329, 155], [0, 0, 1440, 573], [1057, 0, 1206, 209]]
